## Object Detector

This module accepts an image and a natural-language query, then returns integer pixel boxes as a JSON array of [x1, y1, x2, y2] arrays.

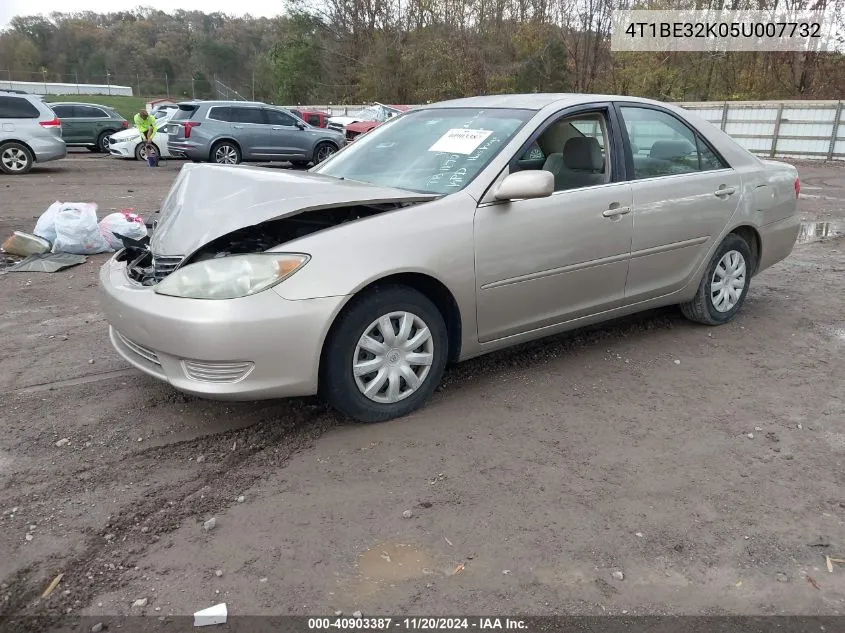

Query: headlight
[[154, 253, 309, 300]]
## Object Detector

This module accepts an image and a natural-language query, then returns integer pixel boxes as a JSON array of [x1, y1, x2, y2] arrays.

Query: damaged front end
[[121, 201, 422, 286]]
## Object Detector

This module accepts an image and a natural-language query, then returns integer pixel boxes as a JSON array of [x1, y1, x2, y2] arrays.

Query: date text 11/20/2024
[[307, 617, 528, 630]]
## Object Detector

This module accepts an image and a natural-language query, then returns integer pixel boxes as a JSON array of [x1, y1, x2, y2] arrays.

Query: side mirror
[[494, 170, 554, 201], [296, 121, 306, 130]]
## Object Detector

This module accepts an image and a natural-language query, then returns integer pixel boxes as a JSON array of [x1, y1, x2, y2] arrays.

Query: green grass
[[44, 95, 148, 120]]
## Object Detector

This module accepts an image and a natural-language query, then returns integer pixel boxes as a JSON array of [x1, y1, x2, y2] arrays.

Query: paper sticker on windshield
[[428, 129, 494, 155]]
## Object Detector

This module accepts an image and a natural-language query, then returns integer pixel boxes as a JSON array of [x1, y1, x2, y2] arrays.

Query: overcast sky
[[1, 1, 283, 30]]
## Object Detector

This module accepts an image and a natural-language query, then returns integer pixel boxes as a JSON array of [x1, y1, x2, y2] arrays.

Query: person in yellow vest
[[134, 109, 158, 165]]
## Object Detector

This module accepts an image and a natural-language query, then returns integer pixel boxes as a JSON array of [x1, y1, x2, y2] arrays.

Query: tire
[[320, 285, 449, 423], [0, 142, 34, 175], [210, 141, 241, 165], [313, 142, 337, 164], [681, 233, 753, 325], [86, 146, 99, 153], [97, 131, 115, 153], [134, 142, 160, 161], [292, 160, 309, 168]]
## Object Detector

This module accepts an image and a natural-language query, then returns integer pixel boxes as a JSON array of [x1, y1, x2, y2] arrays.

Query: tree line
[[1, 0, 843, 105]]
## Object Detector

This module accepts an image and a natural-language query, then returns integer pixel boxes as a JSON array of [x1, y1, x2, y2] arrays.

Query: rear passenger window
[[208, 107, 232, 122], [51, 105, 74, 118], [264, 109, 298, 126], [230, 107, 264, 124], [619, 106, 728, 179], [0, 96, 40, 118], [76, 106, 107, 118]]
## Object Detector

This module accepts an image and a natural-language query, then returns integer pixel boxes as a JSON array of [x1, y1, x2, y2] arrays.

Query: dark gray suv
[[166, 101, 346, 166]]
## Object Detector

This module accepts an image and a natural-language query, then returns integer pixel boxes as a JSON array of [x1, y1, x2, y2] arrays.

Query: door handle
[[602, 205, 632, 218], [233, 125, 244, 129], [715, 186, 736, 197], [272, 127, 282, 130]]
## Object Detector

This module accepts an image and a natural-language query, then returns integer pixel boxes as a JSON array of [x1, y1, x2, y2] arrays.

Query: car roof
[[180, 100, 269, 107], [423, 93, 670, 111]]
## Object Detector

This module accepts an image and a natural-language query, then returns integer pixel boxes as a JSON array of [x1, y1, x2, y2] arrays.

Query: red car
[[327, 104, 412, 142], [291, 109, 330, 128]]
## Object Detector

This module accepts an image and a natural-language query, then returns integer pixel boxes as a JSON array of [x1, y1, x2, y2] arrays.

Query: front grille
[[182, 360, 254, 383], [115, 331, 161, 367], [327, 122, 344, 132], [152, 255, 183, 281]]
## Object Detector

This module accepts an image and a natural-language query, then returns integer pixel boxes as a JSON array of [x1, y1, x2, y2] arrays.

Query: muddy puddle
[[797, 221, 844, 243]]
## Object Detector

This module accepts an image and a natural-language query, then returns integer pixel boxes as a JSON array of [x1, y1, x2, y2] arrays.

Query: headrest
[[649, 140, 695, 161], [563, 136, 603, 171]]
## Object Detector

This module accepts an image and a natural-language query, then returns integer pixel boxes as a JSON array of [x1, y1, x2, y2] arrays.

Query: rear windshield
[[172, 105, 199, 121], [0, 96, 40, 119]]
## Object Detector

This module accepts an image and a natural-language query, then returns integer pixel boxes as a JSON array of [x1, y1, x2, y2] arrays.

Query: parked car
[[291, 109, 330, 128], [49, 102, 128, 152], [326, 103, 409, 135], [0, 91, 66, 174], [100, 93, 800, 423], [108, 110, 175, 161], [166, 100, 346, 166]]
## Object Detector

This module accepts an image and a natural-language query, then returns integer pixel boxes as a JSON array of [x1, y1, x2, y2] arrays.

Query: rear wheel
[[313, 142, 336, 164], [0, 142, 34, 174], [681, 233, 753, 325], [97, 130, 115, 153], [211, 141, 241, 165], [320, 286, 448, 423]]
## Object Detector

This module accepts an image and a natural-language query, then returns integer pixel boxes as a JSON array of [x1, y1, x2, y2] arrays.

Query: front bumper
[[99, 254, 348, 400], [108, 139, 135, 158]]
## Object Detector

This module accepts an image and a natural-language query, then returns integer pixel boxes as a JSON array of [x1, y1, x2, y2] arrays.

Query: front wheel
[[135, 142, 160, 161], [97, 131, 115, 153], [211, 141, 241, 165], [681, 233, 753, 325], [313, 142, 336, 164], [320, 286, 449, 423], [0, 142, 34, 174]]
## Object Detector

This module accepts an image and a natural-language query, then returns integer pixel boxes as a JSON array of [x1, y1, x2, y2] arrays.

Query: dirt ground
[[1, 152, 844, 630]]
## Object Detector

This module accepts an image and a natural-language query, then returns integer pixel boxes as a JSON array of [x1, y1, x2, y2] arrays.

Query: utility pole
[[136, 73, 141, 98], [252, 70, 255, 100], [106, 71, 112, 95], [165, 73, 169, 97], [75, 70, 79, 94], [191, 77, 195, 99]]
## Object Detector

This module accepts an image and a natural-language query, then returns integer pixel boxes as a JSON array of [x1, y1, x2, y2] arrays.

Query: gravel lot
[[1, 152, 844, 630]]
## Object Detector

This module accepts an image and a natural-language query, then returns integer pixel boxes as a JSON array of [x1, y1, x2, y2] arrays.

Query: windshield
[[353, 106, 383, 121], [314, 107, 533, 194]]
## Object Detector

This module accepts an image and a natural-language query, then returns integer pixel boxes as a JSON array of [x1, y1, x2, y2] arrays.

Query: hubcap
[[353, 311, 434, 404], [316, 144, 335, 163], [710, 250, 747, 312], [101, 136, 110, 150], [215, 146, 238, 164], [2, 148, 28, 172]]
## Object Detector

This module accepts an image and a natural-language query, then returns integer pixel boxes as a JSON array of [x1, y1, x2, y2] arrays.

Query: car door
[[261, 108, 310, 159], [616, 104, 742, 302], [51, 105, 79, 143], [228, 106, 266, 159], [74, 105, 110, 145], [473, 104, 634, 343]]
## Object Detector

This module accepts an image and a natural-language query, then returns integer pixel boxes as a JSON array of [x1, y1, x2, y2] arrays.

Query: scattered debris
[[203, 518, 217, 532], [798, 424, 803, 430], [88, 359, 95, 365], [237, 496, 245, 503], [754, 426, 763, 432], [132, 598, 148, 608], [196, 455, 206, 464], [402, 509, 413, 519], [55, 438, 70, 447], [352, 611, 362, 618], [215, 569, 223, 577], [7, 253, 87, 273], [91, 623, 103, 633], [419, 501, 433, 508], [635, 532, 644, 538], [828, 558, 845, 564], [827, 556, 834, 573], [735, 580, 743, 587], [673, 360, 681, 365], [259, 577, 268, 583], [452, 563, 465, 575], [25, 534, 33, 542], [806, 575, 821, 590], [776, 572, 788, 582], [194, 602, 227, 627], [502, 570, 511, 575], [104, 533, 115, 542], [612, 570, 625, 581], [141, 526, 149, 534], [809, 539, 831, 548], [444, 537, 453, 547], [2, 231, 50, 257], [41, 573, 64, 598], [746, 433, 754, 439], [334, 611, 343, 616]]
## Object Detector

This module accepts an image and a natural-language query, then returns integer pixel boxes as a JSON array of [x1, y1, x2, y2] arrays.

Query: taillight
[[794, 177, 800, 198], [121, 120, 129, 128], [184, 121, 201, 138], [39, 117, 61, 128]]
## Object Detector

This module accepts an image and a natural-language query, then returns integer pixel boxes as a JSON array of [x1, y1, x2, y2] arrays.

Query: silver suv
[[0, 91, 66, 174], [167, 100, 346, 166]]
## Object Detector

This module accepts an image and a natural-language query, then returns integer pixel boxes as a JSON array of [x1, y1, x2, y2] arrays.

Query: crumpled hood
[[150, 163, 436, 257], [327, 115, 359, 126]]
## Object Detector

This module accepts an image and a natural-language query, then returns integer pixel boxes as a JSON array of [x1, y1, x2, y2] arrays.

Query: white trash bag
[[99, 210, 148, 250], [51, 203, 112, 255], [33, 201, 62, 245]]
